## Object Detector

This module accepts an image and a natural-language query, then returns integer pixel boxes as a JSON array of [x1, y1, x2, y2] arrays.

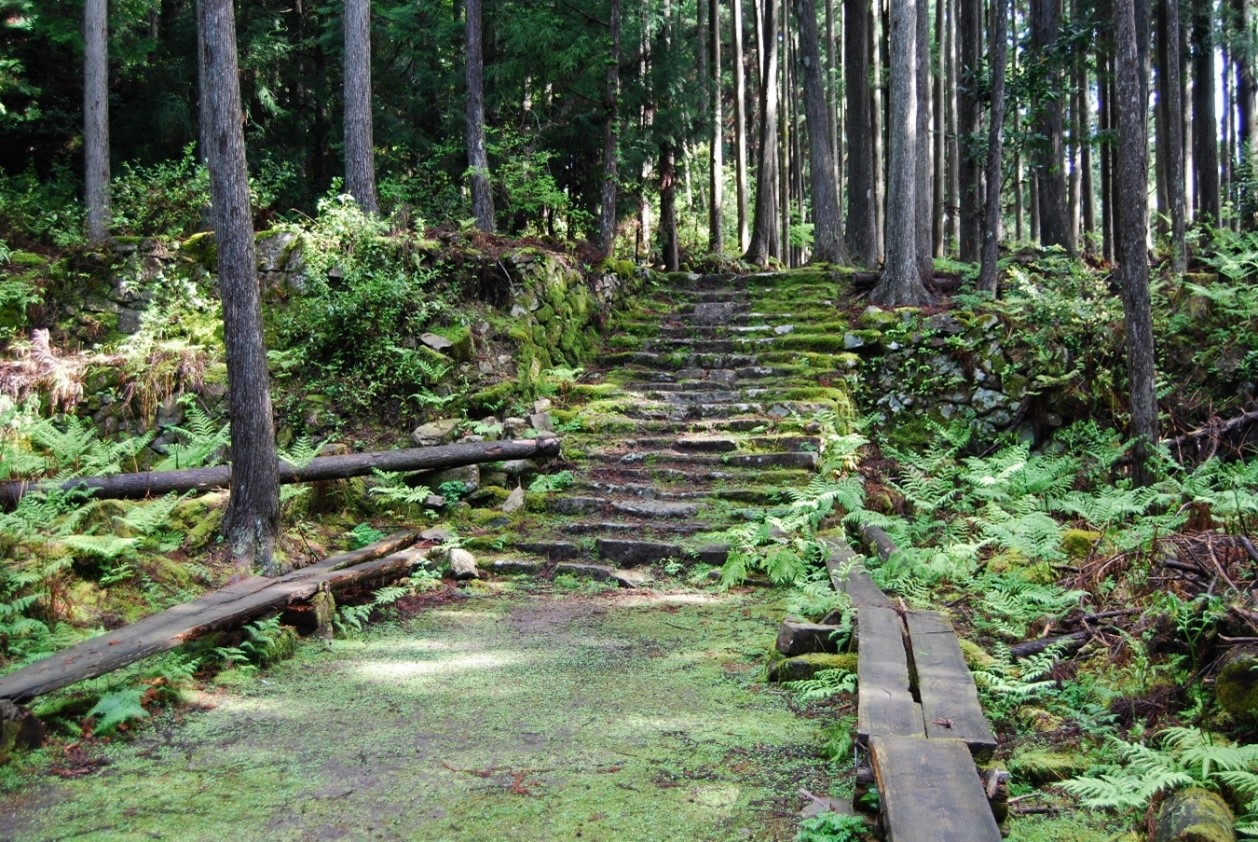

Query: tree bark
[[872, 0, 932, 307], [932, 0, 945, 258], [344, 0, 379, 215], [1191, 0, 1220, 222], [0, 438, 563, 508], [84, 0, 110, 245], [734, 0, 751, 252], [1161, 0, 1187, 270], [979, 0, 1008, 295], [1030, 0, 1072, 252], [914, 0, 932, 280], [845, 0, 878, 265], [957, 0, 982, 261], [465, 0, 494, 232], [199, 0, 281, 575], [745, 0, 782, 264], [794, 0, 847, 263], [1077, 0, 1095, 249], [1114, 0, 1159, 487], [709, 0, 725, 254], [1238, 0, 1258, 173], [599, 0, 622, 256]]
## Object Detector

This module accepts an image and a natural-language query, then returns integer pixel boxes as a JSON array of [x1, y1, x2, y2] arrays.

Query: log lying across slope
[[0, 531, 423, 703], [0, 437, 562, 507]]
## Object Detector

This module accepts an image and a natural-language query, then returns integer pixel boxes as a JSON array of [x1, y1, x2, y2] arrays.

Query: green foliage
[[0, 167, 83, 247], [367, 469, 434, 507], [348, 523, 387, 550], [334, 585, 409, 635], [794, 811, 867, 842], [151, 400, 228, 471], [528, 470, 575, 493], [109, 145, 209, 238], [86, 687, 149, 735], [784, 668, 858, 703], [212, 616, 287, 673]]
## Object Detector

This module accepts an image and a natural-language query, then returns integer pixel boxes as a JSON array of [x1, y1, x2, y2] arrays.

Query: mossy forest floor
[[0, 581, 835, 841]]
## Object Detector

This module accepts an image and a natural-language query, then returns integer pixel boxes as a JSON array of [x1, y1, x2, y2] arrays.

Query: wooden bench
[[870, 735, 1003, 842]]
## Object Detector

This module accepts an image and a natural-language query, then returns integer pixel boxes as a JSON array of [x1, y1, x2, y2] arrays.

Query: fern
[[368, 469, 433, 504], [784, 668, 858, 702], [348, 522, 387, 550], [528, 470, 576, 493], [87, 687, 150, 735], [152, 401, 229, 471], [62, 534, 140, 561]]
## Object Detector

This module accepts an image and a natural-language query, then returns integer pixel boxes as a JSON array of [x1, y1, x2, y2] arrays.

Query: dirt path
[[0, 583, 833, 841]]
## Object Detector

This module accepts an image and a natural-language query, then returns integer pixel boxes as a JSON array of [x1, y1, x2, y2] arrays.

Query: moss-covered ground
[[0, 581, 835, 841]]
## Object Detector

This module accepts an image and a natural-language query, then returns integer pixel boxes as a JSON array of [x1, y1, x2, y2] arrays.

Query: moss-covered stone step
[[548, 496, 701, 519], [584, 450, 819, 470], [617, 400, 836, 421], [600, 434, 821, 453], [511, 538, 729, 567], [577, 465, 813, 487], [643, 337, 774, 355], [574, 481, 789, 505]]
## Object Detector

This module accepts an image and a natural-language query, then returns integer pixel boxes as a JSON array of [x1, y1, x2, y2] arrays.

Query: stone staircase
[[467, 270, 855, 582]]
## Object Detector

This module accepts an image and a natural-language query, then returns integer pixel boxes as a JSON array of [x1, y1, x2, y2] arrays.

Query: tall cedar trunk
[[932, 0, 945, 257], [344, 0, 379, 214], [827, 0, 843, 214], [1239, 0, 1257, 170], [872, 0, 885, 256], [872, 0, 931, 306], [199, 0, 280, 574], [1078, 16, 1095, 248], [780, 1, 793, 265], [734, 0, 750, 251], [1099, 53, 1114, 261], [1030, 0, 1072, 251], [599, 0, 622, 255], [745, 0, 781, 264], [1161, 0, 1187, 269], [914, 0, 931, 279], [1191, 0, 1220, 222], [84, 0, 110, 244], [710, 0, 724, 253], [945, 0, 959, 248], [845, 0, 878, 265], [658, 0, 679, 270], [1114, 0, 1158, 486], [957, 0, 982, 261], [979, 0, 1008, 294], [794, 0, 847, 263], [466, 0, 494, 232]]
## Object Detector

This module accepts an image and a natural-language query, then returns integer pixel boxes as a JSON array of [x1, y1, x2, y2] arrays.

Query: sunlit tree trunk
[[344, 0, 379, 214], [599, 0, 622, 255], [84, 0, 110, 244], [914, 0, 931, 279], [709, 0, 724, 253], [873, 0, 931, 306], [199, 0, 280, 575], [465, 0, 494, 231], [794, 0, 847, 263], [845, 0, 878, 265], [979, 0, 1008, 294], [1114, 0, 1158, 486], [734, 0, 750, 252], [1159, 0, 1187, 269], [745, 0, 781, 264]]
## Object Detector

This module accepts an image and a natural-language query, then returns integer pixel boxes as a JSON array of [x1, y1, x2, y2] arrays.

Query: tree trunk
[[1099, 54, 1115, 262], [845, 0, 878, 265], [84, 0, 110, 245], [872, 0, 886, 257], [1114, 0, 1159, 487], [734, 0, 751, 252], [344, 0, 379, 215], [745, 0, 782, 264], [599, 0, 622, 256], [710, 0, 725, 254], [1077, 0, 1095, 249], [1191, 0, 1220, 222], [979, 0, 1008, 295], [914, 0, 932, 280], [465, 0, 494, 232], [932, 0, 945, 257], [827, 0, 843, 217], [872, 0, 932, 307], [794, 0, 847, 263], [199, 0, 281, 575], [1239, 0, 1258, 196], [944, 0, 959, 250], [1161, 0, 1187, 270], [957, 0, 982, 261], [1030, 0, 1072, 252]]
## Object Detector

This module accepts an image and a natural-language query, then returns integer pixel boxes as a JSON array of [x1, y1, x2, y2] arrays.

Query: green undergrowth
[[0, 584, 837, 841]]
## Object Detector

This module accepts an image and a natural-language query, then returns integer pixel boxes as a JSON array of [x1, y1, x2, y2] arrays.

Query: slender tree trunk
[[945, 0, 959, 249], [1114, 0, 1158, 486], [872, 0, 886, 256], [957, 0, 982, 261], [734, 0, 751, 252], [979, 0, 1008, 295], [1191, 0, 1220, 222], [932, 0, 945, 257], [344, 0, 380, 215], [599, 0, 622, 255], [914, 0, 931, 279], [827, 0, 843, 215], [845, 0, 878, 265], [794, 0, 847, 263], [84, 0, 110, 245], [1100, 53, 1115, 261], [1013, 17, 1024, 241], [872, 0, 931, 306], [1164, 0, 1187, 269], [199, 0, 280, 575], [745, 0, 782, 264], [1079, 32, 1095, 249], [780, 0, 793, 264], [710, 0, 725, 253], [1030, 0, 1072, 251], [465, 0, 494, 231]]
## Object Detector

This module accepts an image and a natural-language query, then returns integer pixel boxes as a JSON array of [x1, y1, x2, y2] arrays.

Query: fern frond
[[784, 668, 857, 702], [88, 687, 150, 735]]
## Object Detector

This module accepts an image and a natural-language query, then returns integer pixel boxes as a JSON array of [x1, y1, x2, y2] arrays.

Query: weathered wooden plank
[[824, 538, 894, 609], [0, 536, 425, 703], [905, 611, 997, 759], [856, 606, 924, 743], [870, 735, 1003, 842]]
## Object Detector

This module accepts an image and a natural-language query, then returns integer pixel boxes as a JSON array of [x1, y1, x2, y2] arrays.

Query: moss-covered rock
[[766, 651, 858, 682], [1154, 787, 1235, 842], [1061, 529, 1102, 561], [1007, 746, 1093, 785], [1216, 645, 1258, 726]]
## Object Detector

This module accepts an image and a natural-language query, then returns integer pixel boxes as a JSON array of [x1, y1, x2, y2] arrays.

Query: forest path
[[0, 585, 832, 842]]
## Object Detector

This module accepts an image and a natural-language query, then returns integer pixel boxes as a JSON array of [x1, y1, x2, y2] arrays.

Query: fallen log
[[0, 531, 423, 703], [0, 437, 562, 507], [859, 524, 899, 562], [1008, 632, 1088, 661], [1166, 408, 1258, 463]]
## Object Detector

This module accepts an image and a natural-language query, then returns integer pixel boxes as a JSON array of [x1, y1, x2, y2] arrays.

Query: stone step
[[581, 464, 813, 486], [573, 481, 787, 504], [511, 538, 729, 567], [656, 323, 774, 338], [644, 337, 774, 354], [548, 496, 702, 519], [597, 434, 822, 453], [619, 400, 835, 421], [610, 365, 801, 384], [600, 351, 762, 369], [586, 450, 819, 470]]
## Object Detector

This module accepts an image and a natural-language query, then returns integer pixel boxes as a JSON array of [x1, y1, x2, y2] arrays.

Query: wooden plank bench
[[906, 611, 998, 759], [870, 735, 1003, 842], [856, 606, 924, 744]]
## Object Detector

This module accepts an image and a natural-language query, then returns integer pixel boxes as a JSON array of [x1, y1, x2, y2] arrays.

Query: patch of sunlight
[[361, 637, 459, 656], [613, 591, 724, 608], [355, 650, 524, 680], [689, 783, 742, 809]]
